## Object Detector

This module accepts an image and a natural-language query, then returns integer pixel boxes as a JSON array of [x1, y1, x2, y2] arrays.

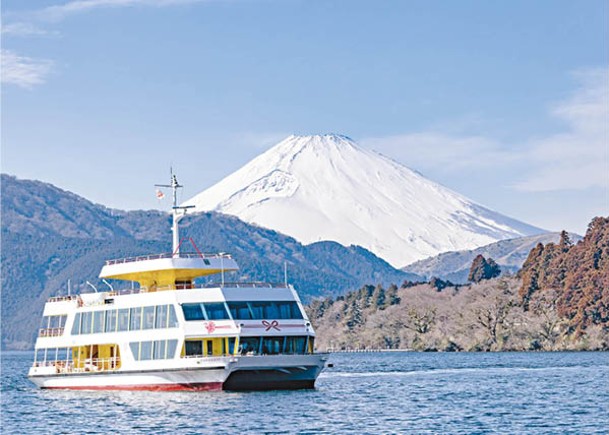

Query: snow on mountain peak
[[184, 134, 544, 267]]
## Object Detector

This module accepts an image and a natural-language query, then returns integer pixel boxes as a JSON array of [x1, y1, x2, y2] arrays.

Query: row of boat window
[[32, 335, 314, 363], [238, 336, 313, 356], [35, 347, 72, 363], [181, 301, 304, 322], [71, 305, 178, 335], [129, 339, 178, 361], [41, 315, 68, 329]]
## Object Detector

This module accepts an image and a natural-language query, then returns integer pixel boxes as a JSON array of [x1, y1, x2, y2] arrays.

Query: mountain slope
[[184, 134, 544, 267], [1, 174, 418, 349], [402, 232, 582, 283]]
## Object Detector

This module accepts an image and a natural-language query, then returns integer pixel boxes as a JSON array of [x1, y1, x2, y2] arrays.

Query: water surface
[[2, 351, 608, 434]]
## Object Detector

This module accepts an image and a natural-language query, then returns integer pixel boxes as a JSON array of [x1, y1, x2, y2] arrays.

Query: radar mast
[[155, 169, 194, 257]]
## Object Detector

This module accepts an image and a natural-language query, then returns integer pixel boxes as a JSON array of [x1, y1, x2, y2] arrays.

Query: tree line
[[307, 216, 609, 352]]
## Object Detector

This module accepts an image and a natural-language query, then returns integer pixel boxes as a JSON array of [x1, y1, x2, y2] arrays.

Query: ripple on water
[[2, 351, 608, 434]]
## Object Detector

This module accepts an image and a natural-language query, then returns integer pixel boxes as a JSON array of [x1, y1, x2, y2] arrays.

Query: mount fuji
[[184, 134, 544, 267]]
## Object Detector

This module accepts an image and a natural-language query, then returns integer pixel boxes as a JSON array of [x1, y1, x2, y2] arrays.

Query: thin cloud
[[1, 49, 54, 89], [362, 133, 515, 172], [1, 22, 58, 37], [28, 0, 209, 22], [363, 67, 609, 193], [514, 68, 608, 192]]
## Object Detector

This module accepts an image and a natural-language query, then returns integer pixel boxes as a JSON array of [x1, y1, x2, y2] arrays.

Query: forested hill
[[1, 174, 418, 350], [308, 217, 609, 352], [519, 218, 609, 331]]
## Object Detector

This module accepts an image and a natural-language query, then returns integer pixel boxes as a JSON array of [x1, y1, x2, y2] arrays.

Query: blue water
[[2, 351, 608, 434]]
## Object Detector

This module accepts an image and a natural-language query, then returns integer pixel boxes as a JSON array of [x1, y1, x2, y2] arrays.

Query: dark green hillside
[[1, 174, 417, 349]]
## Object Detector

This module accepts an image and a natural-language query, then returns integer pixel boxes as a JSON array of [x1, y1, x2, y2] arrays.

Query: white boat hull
[[29, 354, 327, 391]]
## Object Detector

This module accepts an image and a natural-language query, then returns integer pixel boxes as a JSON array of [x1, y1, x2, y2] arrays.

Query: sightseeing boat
[[28, 174, 327, 391]]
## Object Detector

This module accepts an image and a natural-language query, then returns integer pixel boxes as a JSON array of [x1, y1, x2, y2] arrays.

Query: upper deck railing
[[104, 252, 233, 266], [46, 282, 290, 304]]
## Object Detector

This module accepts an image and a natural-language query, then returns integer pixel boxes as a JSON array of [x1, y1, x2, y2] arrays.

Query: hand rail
[[46, 282, 290, 303], [104, 252, 233, 266], [39, 328, 65, 337], [33, 357, 122, 373]]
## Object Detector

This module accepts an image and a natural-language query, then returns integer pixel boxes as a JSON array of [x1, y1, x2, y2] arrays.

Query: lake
[[2, 351, 608, 434]]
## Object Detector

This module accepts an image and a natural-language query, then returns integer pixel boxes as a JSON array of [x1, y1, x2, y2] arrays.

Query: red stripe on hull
[[44, 382, 223, 392]]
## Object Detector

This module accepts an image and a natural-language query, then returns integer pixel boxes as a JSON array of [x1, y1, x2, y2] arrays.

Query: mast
[[156, 169, 194, 257]]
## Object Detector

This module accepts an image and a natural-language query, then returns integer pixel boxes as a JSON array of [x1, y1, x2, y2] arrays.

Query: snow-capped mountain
[[184, 134, 544, 267]]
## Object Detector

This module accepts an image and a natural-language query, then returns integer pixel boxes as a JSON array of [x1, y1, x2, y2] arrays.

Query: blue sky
[[2, 0, 608, 234]]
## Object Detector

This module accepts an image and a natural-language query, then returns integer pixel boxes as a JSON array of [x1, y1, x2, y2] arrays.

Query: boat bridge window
[[181, 302, 231, 321], [227, 301, 304, 320], [71, 304, 178, 335], [130, 339, 178, 361]]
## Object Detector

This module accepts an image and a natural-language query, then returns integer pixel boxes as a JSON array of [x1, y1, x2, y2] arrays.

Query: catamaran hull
[[29, 354, 327, 391]]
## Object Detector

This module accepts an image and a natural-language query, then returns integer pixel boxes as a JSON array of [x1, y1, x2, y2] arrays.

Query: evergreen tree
[[371, 284, 386, 310], [468, 255, 501, 283], [386, 283, 401, 305]]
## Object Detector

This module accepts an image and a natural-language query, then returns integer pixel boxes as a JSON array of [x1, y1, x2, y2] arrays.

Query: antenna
[[67, 279, 71, 296], [86, 281, 98, 293], [221, 254, 225, 287], [155, 168, 194, 257]]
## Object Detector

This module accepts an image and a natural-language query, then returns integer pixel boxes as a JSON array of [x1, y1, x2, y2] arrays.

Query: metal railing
[[47, 295, 80, 303], [105, 252, 233, 266], [39, 328, 64, 337], [33, 357, 121, 373], [46, 282, 288, 303]]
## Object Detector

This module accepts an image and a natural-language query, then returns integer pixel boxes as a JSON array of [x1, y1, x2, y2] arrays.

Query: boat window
[[35, 348, 47, 364], [204, 303, 231, 320], [264, 303, 280, 319], [226, 301, 304, 320], [276, 302, 291, 319], [168, 305, 178, 327], [130, 340, 177, 361], [248, 302, 264, 319], [153, 340, 166, 359], [71, 313, 82, 335], [206, 340, 214, 356], [105, 309, 117, 333], [71, 305, 178, 336], [291, 303, 304, 319], [130, 342, 140, 360], [285, 336, 307, 354], [129, 307, 142, 331], [117, 308, 130, 332], [92, 311, 104, 334], [140, 340, 153, 361], [81, 311, 92, 335], [239, 337, 261, 355], [227, 302, 252, 320], [228, 337, 236, 355], [142, 306, 155, 330], [166, 339, 178, 359], [262, 337, 284, 355], [185, 340, 203, 356], [43, 315, 68, 329], [155, 305, 168, 328], [182, 303, 205, 321]]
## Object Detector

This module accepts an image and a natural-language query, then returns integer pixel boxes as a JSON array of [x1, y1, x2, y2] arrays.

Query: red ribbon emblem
[[262, 320, 280, 331], [205, 321, 216, 333]]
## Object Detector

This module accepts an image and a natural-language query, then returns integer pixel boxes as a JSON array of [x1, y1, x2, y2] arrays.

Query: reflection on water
[[3, 351, 608, 434]]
